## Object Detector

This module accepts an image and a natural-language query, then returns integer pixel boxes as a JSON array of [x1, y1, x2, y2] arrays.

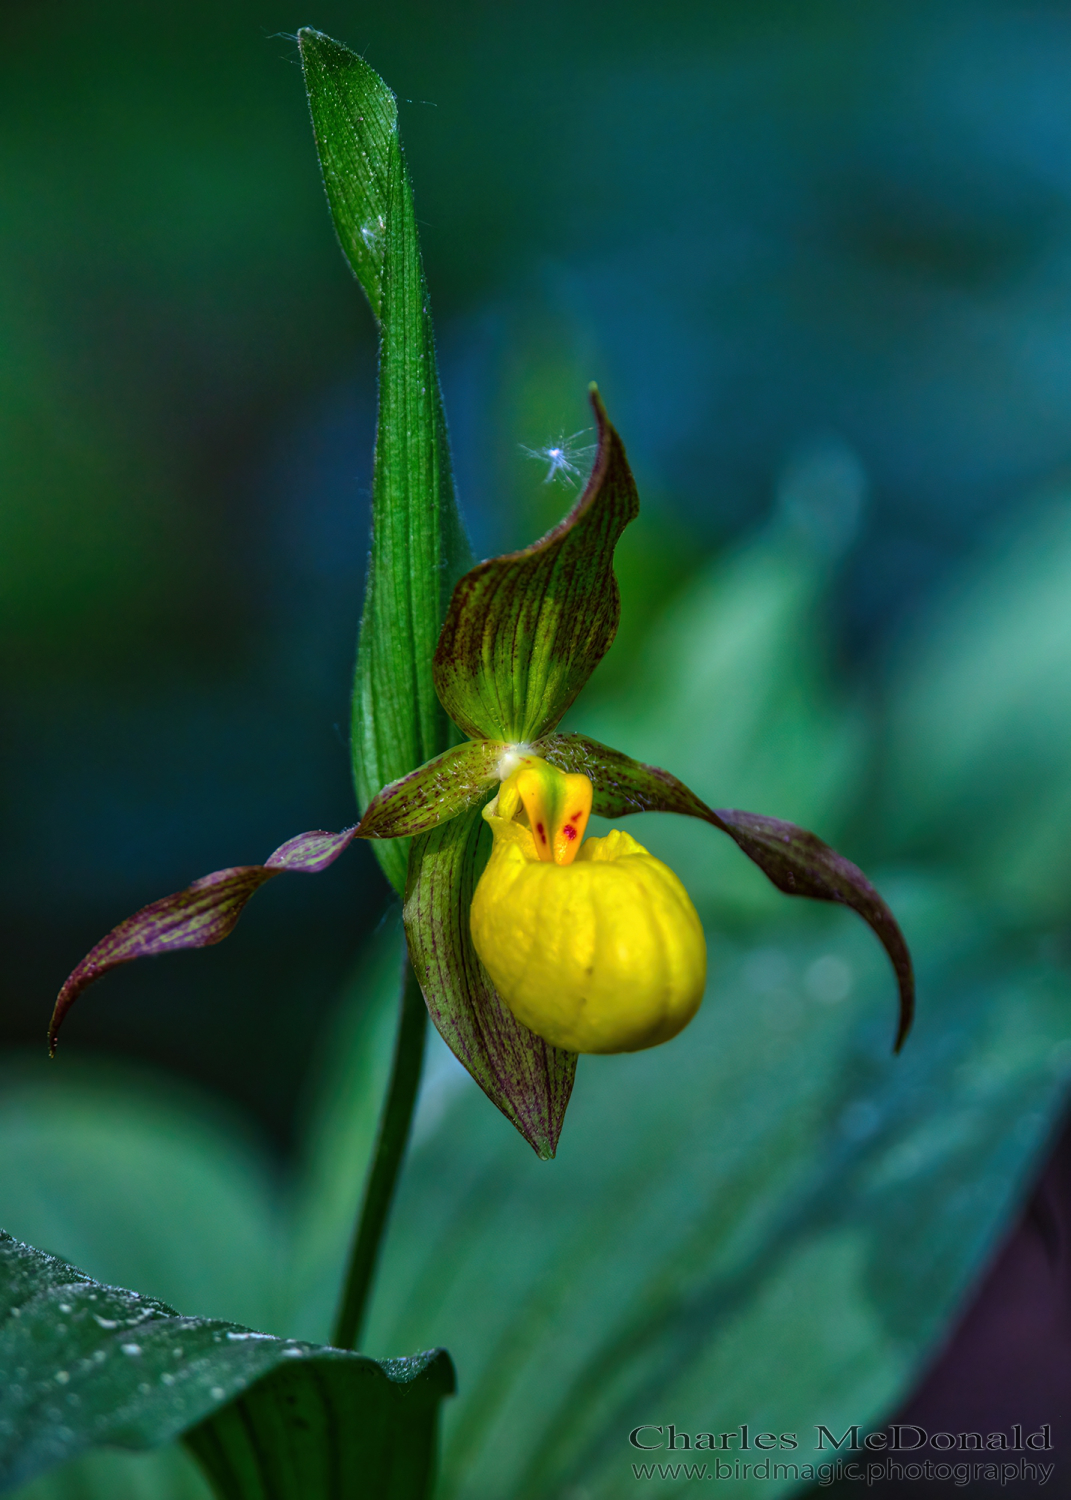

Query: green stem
[[332, 952, 427, 1350]]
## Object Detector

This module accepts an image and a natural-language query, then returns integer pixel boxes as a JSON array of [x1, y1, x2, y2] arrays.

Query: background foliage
[[3, 1, 1071, 1494]]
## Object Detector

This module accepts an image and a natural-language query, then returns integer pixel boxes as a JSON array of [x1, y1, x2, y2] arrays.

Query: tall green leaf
[[299, 30, 471, 895], [0, 1233, 453, 1500]]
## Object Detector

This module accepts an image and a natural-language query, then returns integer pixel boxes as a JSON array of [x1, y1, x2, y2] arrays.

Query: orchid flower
[[49, 34, 912, 1163], [12, 32, 922, 1496], [50, 388, 913, 1160]]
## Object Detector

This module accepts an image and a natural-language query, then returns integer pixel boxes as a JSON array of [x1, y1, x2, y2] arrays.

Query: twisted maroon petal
[[49, 827, 358, 1053], [432, 388, 640, 743], [540, 732, 915, 1053]]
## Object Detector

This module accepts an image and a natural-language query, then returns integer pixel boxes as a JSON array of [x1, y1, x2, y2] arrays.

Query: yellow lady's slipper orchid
[[470, 758, 707, 1054]]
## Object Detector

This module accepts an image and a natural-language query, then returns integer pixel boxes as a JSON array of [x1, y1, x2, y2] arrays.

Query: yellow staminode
[[470, 758, 707, 1054]]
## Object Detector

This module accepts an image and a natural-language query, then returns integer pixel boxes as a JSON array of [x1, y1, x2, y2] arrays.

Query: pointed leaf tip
[[433, 389, 639, 743], [304, 30, 473, 893], [49, 827, 359, 1055], [298, 28, 397, 320]]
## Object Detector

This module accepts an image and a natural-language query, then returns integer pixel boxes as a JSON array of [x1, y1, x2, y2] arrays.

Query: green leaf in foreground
[[184, 1355, 449, 1500], [299, 29, 471, 897], [0, 1233, 453, 1500]]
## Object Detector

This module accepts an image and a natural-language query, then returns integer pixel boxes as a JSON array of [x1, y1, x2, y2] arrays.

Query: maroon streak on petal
[[49, 827, 359, 1054], [538, 734, 709, 822], [432, 388, 640, 744], [403, 802, 576, 1159], [264, 827, 361, 872], [355, 739, 505, 841]]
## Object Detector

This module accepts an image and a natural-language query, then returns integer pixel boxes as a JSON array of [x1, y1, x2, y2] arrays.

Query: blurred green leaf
[[0, 1063, 274, 1499], [884, 489, 1071, 925], [0, 1061, 280, 1332], [0, 1232, 452, 1499], [581, 527, 866, 922], [299, 30, 471, 896], [14, 1445, 211, 1500], [347, 509, 1069, 1494], [0, 962, 445, 1495], [285, 925, 404, 1345], [366, 888, 1071, 1498]]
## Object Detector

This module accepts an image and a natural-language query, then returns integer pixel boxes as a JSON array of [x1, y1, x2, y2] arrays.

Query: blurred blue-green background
[[5, 3, 1071, 1496]]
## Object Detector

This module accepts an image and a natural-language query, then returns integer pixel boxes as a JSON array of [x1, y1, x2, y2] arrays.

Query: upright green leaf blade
[[433, 389, 639, 743], [299, 31, 471, 895], [297, 31, 394, 318], [0, 1232, 453, 1499]]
